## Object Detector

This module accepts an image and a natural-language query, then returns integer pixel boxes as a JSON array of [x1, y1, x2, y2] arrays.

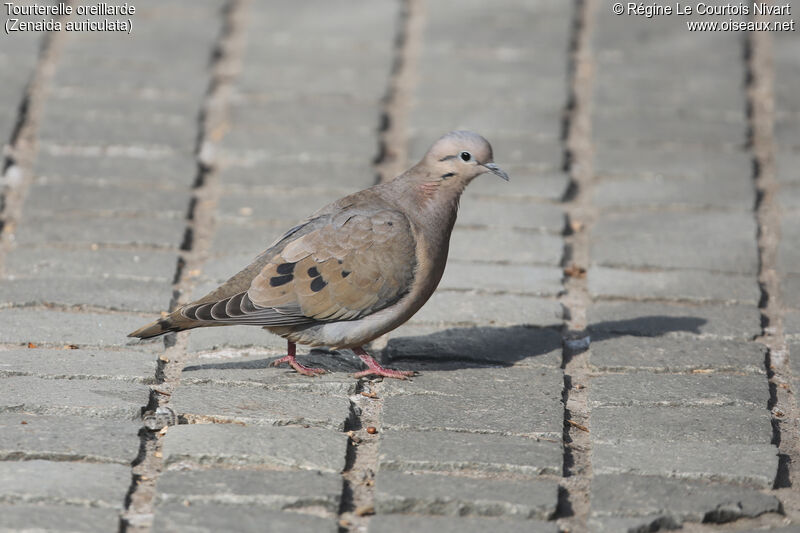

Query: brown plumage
[[129, 131, 509, 378]]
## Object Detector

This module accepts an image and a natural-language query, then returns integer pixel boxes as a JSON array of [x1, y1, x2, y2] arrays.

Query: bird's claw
[[271, 355, 326, 376]]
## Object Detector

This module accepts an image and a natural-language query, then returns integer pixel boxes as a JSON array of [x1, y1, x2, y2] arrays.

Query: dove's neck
[[382, 166, 464, 249]]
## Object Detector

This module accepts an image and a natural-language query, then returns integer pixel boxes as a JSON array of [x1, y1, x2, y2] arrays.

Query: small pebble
[[366, 426, 377, 434], [143, 406, 178, 431]]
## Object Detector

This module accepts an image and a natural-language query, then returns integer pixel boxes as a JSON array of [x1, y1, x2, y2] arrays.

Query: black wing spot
[[307, 266, 320, 278], [276, 262, 296, 275], [310, 276, 327, 292], [441, 172, 455, 179], [270, 274, 294, 287], [341, 270, 351, 278]]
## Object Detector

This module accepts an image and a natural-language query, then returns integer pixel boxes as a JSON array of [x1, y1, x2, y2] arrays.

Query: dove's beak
[[483, 162, 510, 181]]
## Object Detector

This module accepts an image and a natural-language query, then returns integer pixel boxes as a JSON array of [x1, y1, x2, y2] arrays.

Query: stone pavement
[[0, 0, 798, 532]]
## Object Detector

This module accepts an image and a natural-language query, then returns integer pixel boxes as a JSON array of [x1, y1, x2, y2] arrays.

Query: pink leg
[[271, 341, 326, 376], [352, 346, 414, 379]]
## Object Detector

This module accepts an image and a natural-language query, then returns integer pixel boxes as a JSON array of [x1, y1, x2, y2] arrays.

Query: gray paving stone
[[22, 182, 189, 217], [236, 62, 389, 100], [593, 145, 751, 182], [411, 101, 562, 139], [382, 367, 564, 438], [186, 325, 287, 353], [39, 111, 196, 152], [588, 301, 762, 340], [367, 515, 559, 533], [588, 266, 760, 304], [4, 248, 177, 281], [210, 223, 289, 256], [0, 376, 148, 421], [591, 474, 780, 523], [217, 132, 376, 166], [0, 277, 173, 313], [789, 342, 800, 379], [778, 183, 800, 214], [235, 3, 395, 97], [779, 211, 800, 275], [588, 336, 766, 374], [245, 1, 397, 45], [0, 347, 156, 382], [786, 310, 800, 339], [592, 211, 758, 274], [156, 469, 341, 511], [591, 405, 772, 445], [775, 116, 800, 148], [378, 429, 561, 476], [592, 441, 778, 488], [44, 84, 200, 121], [0, 309, 150, 347], [34, 151, 197, 187], [0, 413, 141, 464], [217, 189, 343, 224], [412, 292, 562, 327], [457, 196, 564, 231], [0, 503, 121, 533], [198, 252, 259, 283], [592, 112, 744, 147], [589, 374, 769, 408], [0, 111, 18, 143], [152, 502, 338, 533], [374, 471, 557, 520], [14, 214, 186, 248], [776, 151, 800, 184], [594, 174, 754, 210], [597, 43, 741, 70], [226, 98, 377, 138], [245, 37, 395, 70], [169, 383, 352, 430], [415, 69, 565, 112], [425, 0, 571, 43], [51, 58, 209, 99], [595, 13, 742, 62], [217, 159, 374, 190], [467, 169, 569, 202], [423, 262, 562, 296], [180, 353, 358, 395], [594, 75, 744, 116], [384, 325, 563, 368], [0, 460, 131, 508], [161, 424, 347, 473]]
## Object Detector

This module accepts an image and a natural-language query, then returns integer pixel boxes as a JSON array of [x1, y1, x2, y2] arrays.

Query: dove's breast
[[272, 219, 453, 349]]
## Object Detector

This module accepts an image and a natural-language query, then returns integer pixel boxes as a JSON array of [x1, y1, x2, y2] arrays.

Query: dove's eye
[[460, 151, 472, 162]]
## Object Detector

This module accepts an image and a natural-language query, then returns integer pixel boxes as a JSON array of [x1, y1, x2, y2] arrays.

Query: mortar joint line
[[337, 0, 424, 530], [0, 8, 71, 276], [120, 1, 250, 531], [556, 0, 597, 530], [745, 9, 799, 502]]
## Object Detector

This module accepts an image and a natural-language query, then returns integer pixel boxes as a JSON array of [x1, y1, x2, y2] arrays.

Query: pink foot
[[271, 342, 326, 376], [352, 347, 414, 380]]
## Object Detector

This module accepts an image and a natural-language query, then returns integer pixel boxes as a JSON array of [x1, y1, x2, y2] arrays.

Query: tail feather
[[128, 312, 193, 339]]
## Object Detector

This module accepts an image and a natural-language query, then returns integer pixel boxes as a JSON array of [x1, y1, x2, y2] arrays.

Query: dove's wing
[[180, 200, 417, 327]]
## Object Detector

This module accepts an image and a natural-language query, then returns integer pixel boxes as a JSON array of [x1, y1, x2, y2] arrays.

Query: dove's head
[[423, 130, 510, 187]]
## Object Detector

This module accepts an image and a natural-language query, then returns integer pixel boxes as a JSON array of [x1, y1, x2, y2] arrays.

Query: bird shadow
[[180, 315, 707, 375], [380, 315, 708, 372]]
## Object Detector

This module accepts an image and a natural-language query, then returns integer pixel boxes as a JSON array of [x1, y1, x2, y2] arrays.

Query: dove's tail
[[128, 311, 198, 339]]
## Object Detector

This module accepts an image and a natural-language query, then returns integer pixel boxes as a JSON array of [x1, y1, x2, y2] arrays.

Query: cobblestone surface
[[0, 0, 798, 532]]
